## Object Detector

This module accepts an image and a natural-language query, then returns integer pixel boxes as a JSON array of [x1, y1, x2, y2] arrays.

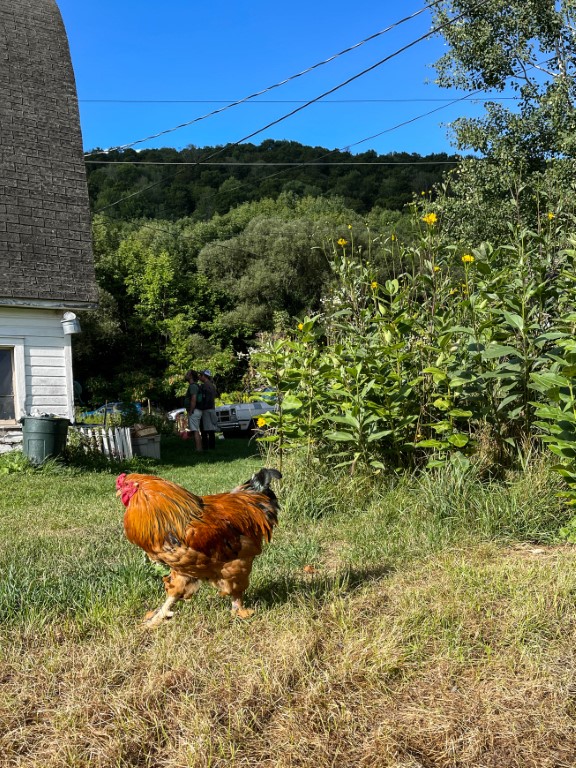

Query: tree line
[[86, 141, 457, 221]]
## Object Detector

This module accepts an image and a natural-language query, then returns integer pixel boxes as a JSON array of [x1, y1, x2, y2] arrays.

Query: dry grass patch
[[2, 543, 576, 767]]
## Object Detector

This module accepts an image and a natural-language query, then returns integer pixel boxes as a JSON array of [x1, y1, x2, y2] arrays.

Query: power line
[[342, 92, 477, 152], [84, 2, 442, 159], [93, 0, 490, 215], [86, 160, 460, 166], [80, 97, 519, 104], [90, 98, 466, 214], [181, 94, 476, 203]]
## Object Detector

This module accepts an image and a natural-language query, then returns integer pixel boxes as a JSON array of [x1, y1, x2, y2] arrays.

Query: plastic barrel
[[21, 416, 69, 465]]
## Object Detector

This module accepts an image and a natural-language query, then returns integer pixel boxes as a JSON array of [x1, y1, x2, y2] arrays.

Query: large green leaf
[[331, 414, 360, 429], [502, 311, 524, 331], [530, 372, 571, 390], [482, 344, 521, 360], [325, 430, 356, 442], [447, 433, 469, 447]]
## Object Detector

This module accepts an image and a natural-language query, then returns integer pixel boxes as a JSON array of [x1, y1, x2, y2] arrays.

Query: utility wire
[[86, 161, 460, 166], [179, 93, 475, 204], [93, 0, 490, 215], [342, 91, 477, 151], [80, 97, 519, 104], [84, 1, 444, 159]]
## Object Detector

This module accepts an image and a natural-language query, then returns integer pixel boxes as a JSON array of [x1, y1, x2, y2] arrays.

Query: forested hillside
[[86, 140, 458, 220]]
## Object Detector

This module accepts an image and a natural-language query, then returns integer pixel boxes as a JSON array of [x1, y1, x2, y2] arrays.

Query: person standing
[[183, 370, 203, 452], [199, 369, 218, 450]]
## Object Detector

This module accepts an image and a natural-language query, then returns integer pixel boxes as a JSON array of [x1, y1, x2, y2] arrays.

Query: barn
[[0, 0, 98, 452]]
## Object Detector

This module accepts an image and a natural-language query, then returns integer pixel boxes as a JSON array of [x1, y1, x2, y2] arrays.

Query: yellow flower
[[257, 417, 267, 428], [548, 212, 555, 220], [461, 283, 468, 293], [371, 281, 378, 289], [461, 254, 475, 264], [337, 237, 348, 246], [433, 265, 440, 272], [297, 322, 304, 331], [391, 234, 397, 242], [421, 191, 426, 196], [347, 224, 353, 230], [422, 212, 437, 226], [450, 288, 458, 296]]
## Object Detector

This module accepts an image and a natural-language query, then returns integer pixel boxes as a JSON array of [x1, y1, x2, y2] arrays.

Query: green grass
[[1, 440, 576, 766]]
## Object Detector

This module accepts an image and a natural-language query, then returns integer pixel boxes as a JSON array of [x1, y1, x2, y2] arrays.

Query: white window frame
[[0, 338, 25, 425]]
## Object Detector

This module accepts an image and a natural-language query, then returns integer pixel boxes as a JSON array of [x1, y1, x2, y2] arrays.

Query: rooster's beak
[[116, 488, 123, 497]]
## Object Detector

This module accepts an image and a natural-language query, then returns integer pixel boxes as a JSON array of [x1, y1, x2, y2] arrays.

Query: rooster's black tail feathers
[[247, 468, 282, 493], [233, 467, 282, 502]]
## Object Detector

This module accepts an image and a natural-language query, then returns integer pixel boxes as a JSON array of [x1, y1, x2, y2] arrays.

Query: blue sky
[[56, 0, 494, 157]]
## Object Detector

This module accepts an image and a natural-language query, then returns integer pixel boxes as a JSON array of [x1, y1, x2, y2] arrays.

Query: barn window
[[0, 348, 15, 421]]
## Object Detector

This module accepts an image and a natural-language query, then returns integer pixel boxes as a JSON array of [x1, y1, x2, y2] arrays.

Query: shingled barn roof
[[0, 0, 98, 308]]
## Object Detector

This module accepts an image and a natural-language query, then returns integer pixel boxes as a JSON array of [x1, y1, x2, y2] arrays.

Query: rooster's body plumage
[[116, 468, 281, 627]]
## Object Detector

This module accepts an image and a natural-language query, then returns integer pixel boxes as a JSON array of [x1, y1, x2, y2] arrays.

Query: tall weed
[[254, 211, 575, 476]]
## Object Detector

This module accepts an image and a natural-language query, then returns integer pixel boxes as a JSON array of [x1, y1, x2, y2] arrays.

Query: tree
[[430, 0, 576, 240], [433, 0, 576, 156]]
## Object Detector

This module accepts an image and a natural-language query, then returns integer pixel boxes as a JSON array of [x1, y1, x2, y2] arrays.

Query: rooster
[[116, 468, 281, 628]]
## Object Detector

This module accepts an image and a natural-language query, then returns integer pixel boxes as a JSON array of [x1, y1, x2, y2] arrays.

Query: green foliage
[[254, 213, 576, 475], [432, 0, 576, 159], [135, 411, 175, 437], [78, 194, 421, 406], [528, 242, 576, 523], [0, 450, 33, 475], [430, 0, 576, 242]]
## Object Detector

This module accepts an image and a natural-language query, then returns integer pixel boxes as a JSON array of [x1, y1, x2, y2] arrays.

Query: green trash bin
[[21, 416, 70, 465]]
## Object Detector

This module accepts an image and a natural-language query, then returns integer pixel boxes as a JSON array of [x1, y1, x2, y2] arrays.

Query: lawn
[[1, 438, 576, 767]]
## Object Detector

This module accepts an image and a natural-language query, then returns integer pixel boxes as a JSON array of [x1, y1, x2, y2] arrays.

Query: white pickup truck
[[215, 399, 275, 437]]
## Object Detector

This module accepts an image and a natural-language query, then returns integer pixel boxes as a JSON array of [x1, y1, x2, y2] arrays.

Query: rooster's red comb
[[116, 473, 127, 490]]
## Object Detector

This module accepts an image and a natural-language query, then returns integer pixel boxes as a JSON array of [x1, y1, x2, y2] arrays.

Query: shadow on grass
[[159, 435, 262, 469], [60, 435, 264, 475], [249, 562, 395, 610]]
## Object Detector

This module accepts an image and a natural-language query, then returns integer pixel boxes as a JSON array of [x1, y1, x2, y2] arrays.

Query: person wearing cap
[[183, 370, 203, 452], [199, 369, 218, 450]]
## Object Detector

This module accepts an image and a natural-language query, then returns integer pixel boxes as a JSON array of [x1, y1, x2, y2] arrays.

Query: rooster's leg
[[142, 595, 178, 628], [142, 573, 200, 629], [215, 572, 254, 619]]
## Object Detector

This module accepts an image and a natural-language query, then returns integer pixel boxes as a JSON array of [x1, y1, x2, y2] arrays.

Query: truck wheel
[[223, 428, 242, 439]]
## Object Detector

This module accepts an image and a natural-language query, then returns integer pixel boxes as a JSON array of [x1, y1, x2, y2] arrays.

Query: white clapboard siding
[[27, 345, 64, 353], [31, 357, 66, 367], [0, 325, 67, 338], [28, 366, 67, 377], [29, 385, 68, 396], [0, 307, 74, 421], [29, 396, 69, 406]]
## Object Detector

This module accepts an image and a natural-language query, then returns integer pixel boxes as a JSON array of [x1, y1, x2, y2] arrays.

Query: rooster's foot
[[232, 607, 255, 620], [141, 597, 177, 629], [141, 609, 174, 629]]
